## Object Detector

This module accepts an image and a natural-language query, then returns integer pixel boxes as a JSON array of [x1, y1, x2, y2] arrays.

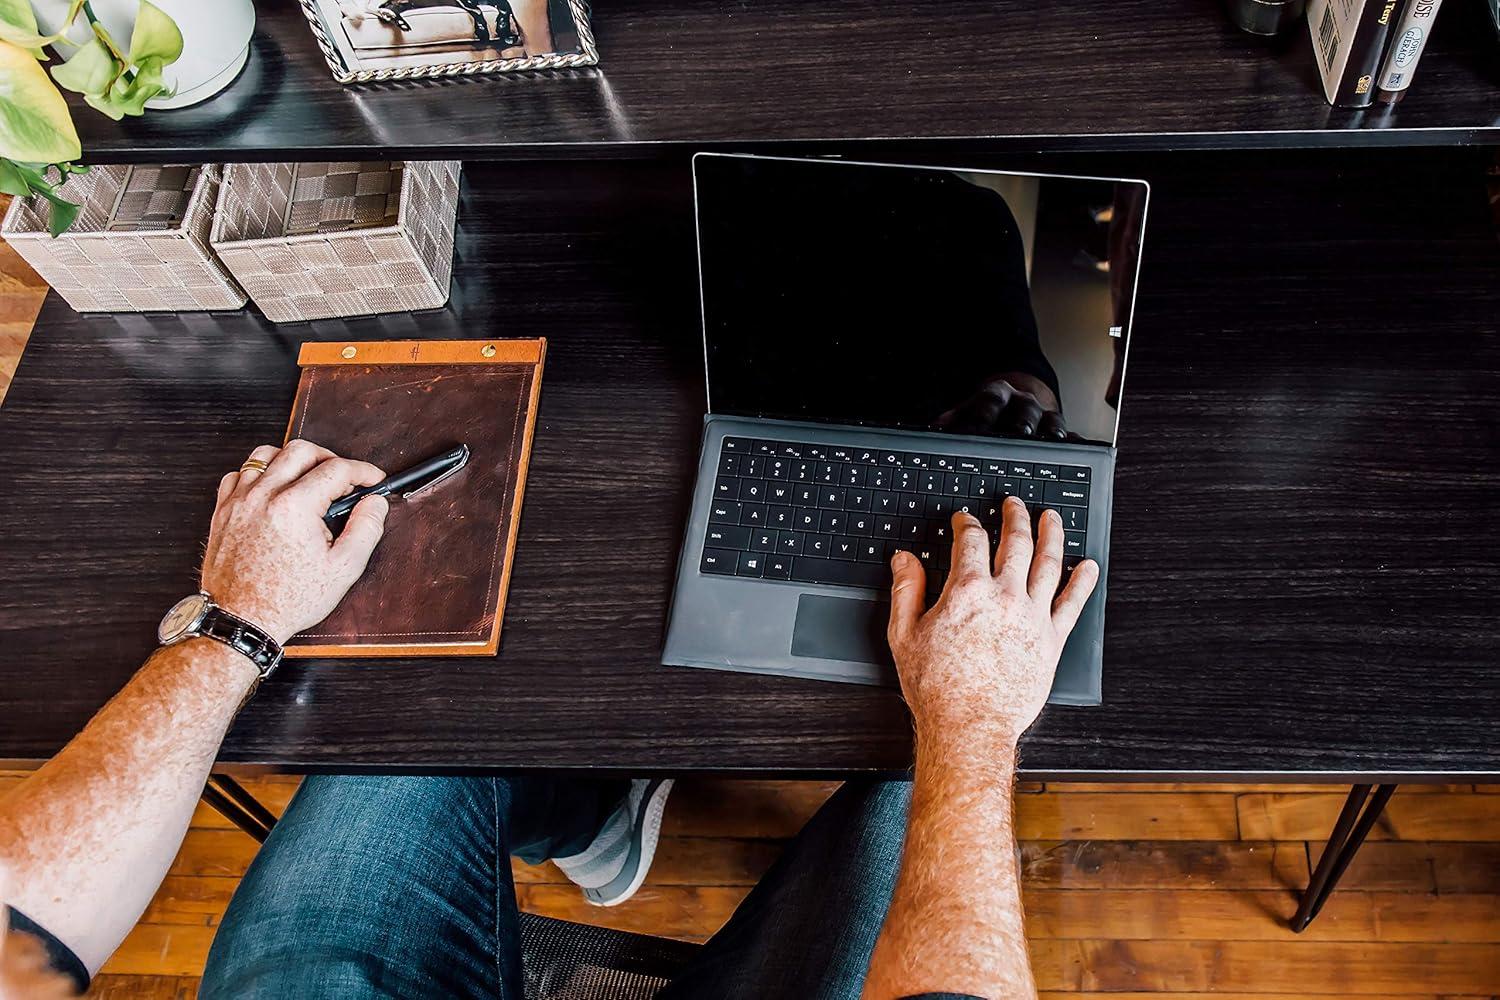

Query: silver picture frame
[[298, 0, 597, 84]]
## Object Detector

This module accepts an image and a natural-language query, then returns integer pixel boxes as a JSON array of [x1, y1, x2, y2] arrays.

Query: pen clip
[[400, 444, 470, 500]]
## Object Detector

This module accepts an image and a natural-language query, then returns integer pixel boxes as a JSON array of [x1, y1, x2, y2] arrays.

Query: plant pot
[[32, 0, 256, 109]]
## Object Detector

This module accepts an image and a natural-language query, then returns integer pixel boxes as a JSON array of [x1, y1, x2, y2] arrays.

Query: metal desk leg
[[1290, 783, 1397, 932], [202, 775, 279, 843]]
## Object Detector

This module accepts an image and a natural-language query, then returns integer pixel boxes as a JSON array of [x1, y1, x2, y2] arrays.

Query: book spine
[[1335, 0, 1401, 107], [1376, 0, 1444, 102]]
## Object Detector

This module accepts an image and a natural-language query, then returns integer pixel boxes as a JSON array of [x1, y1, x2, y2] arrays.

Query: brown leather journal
[[283, 339, 546, 657]]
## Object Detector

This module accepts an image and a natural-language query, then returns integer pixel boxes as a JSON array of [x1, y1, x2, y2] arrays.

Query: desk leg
[[1290, 783, 1397, 932], [202, 776, 279, 843]]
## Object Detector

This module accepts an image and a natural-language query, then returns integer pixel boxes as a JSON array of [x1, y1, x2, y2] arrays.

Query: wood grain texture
[[66, 0, 1500, 162], [1, 147, 1499, 776], [1239, 791, 1500, 841]]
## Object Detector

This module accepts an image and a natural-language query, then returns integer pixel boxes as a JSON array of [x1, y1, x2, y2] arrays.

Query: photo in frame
[[298, 0, 597, 83]]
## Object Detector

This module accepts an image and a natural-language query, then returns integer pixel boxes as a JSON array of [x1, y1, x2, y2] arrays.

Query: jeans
[[200, 776, 911, 1000]]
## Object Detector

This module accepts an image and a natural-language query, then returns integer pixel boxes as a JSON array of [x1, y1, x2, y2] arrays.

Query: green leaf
[[39, 184, 79, 235], [128, 1, 181, 66], [0, 0, 86, 54], [50, 36, 117, 96], [0, 155, 32, 196], [0, 40, 81, 162]]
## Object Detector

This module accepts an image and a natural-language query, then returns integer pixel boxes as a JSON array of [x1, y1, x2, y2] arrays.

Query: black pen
[[324, 444, 470, 524]]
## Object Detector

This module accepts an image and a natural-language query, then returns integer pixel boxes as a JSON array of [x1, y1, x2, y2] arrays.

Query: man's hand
[[201, 440, 389, 645], [886, 496, 1099, 745], [934, 372, 1069, 441]]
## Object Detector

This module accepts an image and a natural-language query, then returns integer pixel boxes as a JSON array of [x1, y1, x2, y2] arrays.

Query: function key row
[[720, 436, 1088, 481], [715, 469, 1089, 508]]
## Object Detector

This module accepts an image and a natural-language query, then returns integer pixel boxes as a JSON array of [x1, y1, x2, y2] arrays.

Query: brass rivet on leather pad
[[341, 345, 357, 359], [481, 344, 497, 358]]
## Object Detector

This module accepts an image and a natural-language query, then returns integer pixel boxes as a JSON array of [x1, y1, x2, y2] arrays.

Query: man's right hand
[[886, 497, 1099, 746], [201, 440, 389, 645]]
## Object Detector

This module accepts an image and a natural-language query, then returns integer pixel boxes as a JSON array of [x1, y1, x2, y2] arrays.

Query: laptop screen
[[694, 155, 1148, 448]]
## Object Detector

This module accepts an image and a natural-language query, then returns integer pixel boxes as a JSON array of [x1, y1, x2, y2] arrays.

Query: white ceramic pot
[[33, 0, 256, 109]]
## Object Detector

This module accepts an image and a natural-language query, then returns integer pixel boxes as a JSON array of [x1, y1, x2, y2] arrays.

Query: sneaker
[[552, 778, 673, 908]]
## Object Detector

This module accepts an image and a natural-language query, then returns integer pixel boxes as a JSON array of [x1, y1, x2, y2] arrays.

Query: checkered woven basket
[[210, 161, 461, 323], [0, 164, 247, 313]]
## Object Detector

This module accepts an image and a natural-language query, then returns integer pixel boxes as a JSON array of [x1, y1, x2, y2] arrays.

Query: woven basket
[[0, 164, 246, 313], [210, 160, 461, 323]]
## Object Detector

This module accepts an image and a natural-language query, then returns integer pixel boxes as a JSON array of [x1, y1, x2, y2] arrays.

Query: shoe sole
[[584, 778, 673, 908]]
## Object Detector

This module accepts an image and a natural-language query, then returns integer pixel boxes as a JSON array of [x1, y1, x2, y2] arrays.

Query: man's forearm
[[0, 640, 258, 974], [864, 731, 1033, 1000]]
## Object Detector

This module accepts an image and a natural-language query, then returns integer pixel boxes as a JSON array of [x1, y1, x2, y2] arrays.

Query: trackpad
[[791, 594, 894, 667]]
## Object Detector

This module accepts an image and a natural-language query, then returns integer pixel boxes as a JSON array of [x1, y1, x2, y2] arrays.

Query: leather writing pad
[[283, 339, 545, 657]]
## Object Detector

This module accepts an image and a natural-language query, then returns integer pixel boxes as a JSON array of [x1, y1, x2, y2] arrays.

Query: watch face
[[158, 594, 209, 644]]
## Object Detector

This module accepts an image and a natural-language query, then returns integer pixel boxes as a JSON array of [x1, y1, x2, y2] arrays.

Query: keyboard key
[[778, 443, 802, 459], [894, 469, 918, 492], [945, 473, 970, 496], [829, 446, 853, 462], [736, 552, 767, 577], [830, 536, 859, 560], [792, 461, 814, 482], [866, 466, 891, 489], [919, 471, 942, 494], [817, 462, 838, 484], [705, 525, 750, 549], [928, 519, 951, 545], [739, 503, 767, 526], [805, 445, 826, 460], [924, 495, 950, 518], [701, 549, 736, 575], [805, 535, 829, 557], [970, 475, 993, 498], [955, 458, 983, 474], [1061, 465, 1090, 483], [714, 476, 741, 499], [766, 483, 794, 503], [818, 487, 846, 509], [899, 495, 923, 516], [983, 459, 1006, 475], [1021, 480, 1042, 502], [719, 454, 742, 476], [764, 555, 793, 580], [853, 448, 879, 465], [874, 515, 899, 537], [904, 453, 930, 468], [843, 489, 872, 511], [931, 455, 957, 471], [795, 485, 817, 506], [841, 465, 864, 486], [751, 440, 776, 456], [871, 492, 899, 514], [1054, 506, 1086, 531], [1063, 530, 1087, 555], [795, 509, 819, 530], [856, 539, 885, 563], [722, 437, 751, 453], [767, 505, 793, 528], [791, 557, 888, 589], [1034, 464, 1060, 480], [881, 450, 902, 465], [999, 478, 1021, 497], [900, 517, 925, 540], [741, 481, 766, 503], [766, 458, 789, 480], [1008, 461, 1033, 477], [709, 501, 741, 524], [819, 510, 846, 534], [1044, 481, 1090, 506], [750, 529, 777, 552], [847, 513, 876, 536], [777, 530, 805, 554], [743, 456, 764, 477]]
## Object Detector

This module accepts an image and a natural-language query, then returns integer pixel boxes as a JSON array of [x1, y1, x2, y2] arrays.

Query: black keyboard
[[700, 435, 1091, 594]]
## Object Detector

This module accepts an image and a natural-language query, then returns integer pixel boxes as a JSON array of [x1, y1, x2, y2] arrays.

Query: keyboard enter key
[[1043, 481, 1090, 506]]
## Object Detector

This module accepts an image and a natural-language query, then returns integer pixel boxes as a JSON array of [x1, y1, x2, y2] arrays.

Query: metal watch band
[[195, 606, 284, 678]]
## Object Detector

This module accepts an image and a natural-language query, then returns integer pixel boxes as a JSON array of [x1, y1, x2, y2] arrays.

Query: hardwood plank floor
[[3, 234, 1497, 999]]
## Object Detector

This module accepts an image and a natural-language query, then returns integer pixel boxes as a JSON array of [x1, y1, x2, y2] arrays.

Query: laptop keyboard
[[700, 436, 1090, 594]]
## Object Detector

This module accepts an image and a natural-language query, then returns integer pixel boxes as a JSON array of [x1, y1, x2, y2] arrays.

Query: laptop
[[662, 153, 1149, 705]]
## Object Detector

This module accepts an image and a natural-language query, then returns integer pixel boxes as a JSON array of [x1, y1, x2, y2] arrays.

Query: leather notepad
[[283, 339, 546, 657]]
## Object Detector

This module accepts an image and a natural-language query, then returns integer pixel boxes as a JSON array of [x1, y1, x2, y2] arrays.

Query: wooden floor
[[3, 195, 1498, 999]]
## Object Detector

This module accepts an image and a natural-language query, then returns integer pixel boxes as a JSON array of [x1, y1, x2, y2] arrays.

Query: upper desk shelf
[[72, 0, 1500, 163]]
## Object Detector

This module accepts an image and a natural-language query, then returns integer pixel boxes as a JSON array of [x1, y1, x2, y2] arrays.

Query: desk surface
[[68, 0, 1500, 161], [1, 147, 1498, 779]]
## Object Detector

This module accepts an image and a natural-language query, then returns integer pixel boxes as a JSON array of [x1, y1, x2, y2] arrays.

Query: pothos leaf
[[128, 1, 181, 66], [50, 36, 117, 96], [0, 39, 81, 162]]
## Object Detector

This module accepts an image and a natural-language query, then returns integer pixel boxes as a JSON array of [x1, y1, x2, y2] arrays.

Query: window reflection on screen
[[695, 156, 1147, 447]]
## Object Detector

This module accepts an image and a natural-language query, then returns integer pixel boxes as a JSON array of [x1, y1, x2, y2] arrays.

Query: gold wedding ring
[[240, 458, 270, 473]]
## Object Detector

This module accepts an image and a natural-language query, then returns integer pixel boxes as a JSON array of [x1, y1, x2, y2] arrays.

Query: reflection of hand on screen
[[934, 372, 1069, 441]]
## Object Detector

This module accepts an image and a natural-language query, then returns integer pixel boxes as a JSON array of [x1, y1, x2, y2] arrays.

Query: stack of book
[[1306, 0, 1444, 106]]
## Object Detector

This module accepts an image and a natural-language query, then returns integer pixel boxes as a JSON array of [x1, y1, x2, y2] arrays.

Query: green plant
[[0, 0, 182, 235]]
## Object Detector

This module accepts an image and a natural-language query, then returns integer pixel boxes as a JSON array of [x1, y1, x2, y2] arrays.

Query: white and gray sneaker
[[552, 778, 673, 908]]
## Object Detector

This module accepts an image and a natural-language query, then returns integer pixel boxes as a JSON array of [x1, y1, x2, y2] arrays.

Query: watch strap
[[196, 606, 283, 677]]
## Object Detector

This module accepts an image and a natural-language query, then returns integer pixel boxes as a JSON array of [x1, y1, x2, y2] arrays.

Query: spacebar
[[791, 558, 889, 589]]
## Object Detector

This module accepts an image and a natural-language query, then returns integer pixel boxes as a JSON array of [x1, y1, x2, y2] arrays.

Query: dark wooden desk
[[1, 147, 1498, 780]]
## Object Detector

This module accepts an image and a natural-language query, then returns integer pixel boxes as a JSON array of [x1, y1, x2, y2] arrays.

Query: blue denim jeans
[[200, 776, 911, 1000]]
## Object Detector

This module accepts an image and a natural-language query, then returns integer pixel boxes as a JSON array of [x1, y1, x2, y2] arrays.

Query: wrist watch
[[157, 591, 283, 678]]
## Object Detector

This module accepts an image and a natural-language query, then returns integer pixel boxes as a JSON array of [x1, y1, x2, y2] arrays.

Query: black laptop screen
[[694, 155, 1148, 447]]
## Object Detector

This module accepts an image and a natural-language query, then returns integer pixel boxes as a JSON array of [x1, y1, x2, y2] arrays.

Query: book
[[1376, 0, 1445, 103], [282, 339, 546, 658], [1307, 0, 1402, 107]]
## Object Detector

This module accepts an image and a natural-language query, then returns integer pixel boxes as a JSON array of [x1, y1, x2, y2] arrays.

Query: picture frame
[[297, 0, 597, 84]]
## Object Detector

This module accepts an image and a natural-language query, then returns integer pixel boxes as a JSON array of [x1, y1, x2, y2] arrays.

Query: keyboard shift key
[[700, 549, 736, 575], [791, 557, 889, 589], [736, 552, 767, 577], [705, 525, 750, 549]]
